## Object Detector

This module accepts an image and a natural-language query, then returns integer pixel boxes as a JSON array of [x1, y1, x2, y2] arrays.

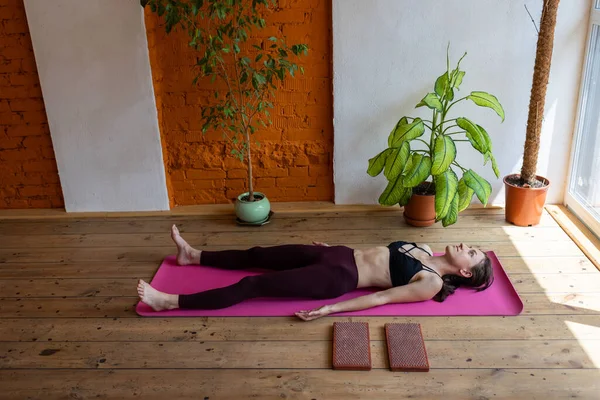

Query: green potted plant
[[142, 0, 308, 224], [367, 50, 505, 227], [504, 0, 558, 226]]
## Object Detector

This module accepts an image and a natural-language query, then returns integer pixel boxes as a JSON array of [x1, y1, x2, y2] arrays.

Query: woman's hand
[[312, 241, 330, 247], [295, 305, 332, 321]]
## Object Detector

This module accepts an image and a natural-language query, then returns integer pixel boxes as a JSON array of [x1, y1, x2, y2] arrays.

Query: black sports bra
[[387, 241, 441, 287]]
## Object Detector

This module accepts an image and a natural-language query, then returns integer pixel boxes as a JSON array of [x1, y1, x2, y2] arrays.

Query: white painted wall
[[24, 0, 169, 211], [333, 0, 591, 205]]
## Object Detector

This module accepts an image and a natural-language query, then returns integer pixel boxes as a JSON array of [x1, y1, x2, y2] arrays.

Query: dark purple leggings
[[177, 245, 359, 310]]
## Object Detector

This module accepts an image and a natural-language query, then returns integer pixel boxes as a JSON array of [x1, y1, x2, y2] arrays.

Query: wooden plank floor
[[1, 207, 600, 399]]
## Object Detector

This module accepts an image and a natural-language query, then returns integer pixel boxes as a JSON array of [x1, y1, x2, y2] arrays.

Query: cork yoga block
[[332, 322, 372, 371]]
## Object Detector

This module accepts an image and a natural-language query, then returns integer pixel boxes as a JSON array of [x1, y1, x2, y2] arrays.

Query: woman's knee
[[237, 275, 260, 295]]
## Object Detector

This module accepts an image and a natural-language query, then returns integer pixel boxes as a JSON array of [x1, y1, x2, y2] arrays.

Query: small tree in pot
[[367, 51, 505, 227], [504, 0, 559, 226], [142, 0, 308, 223]]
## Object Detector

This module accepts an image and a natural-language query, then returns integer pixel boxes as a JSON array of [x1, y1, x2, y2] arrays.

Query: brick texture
[[0, 0, 63, 209], [145, 0, 333, 205]]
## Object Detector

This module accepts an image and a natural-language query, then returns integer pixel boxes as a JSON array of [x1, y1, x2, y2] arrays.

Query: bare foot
[[171, 224, 200, 265], [137, 279, 178, 311]]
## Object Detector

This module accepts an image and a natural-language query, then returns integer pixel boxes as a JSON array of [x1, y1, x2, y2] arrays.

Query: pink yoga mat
[[136, 251, 523, 317]]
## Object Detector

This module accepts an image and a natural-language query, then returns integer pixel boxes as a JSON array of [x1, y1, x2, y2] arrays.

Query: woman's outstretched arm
[[295, 278, 441, 321]]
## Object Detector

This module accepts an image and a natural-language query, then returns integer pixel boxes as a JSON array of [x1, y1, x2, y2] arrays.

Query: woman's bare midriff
[[353, 247, 393, 289], [352, 244, 434, 289]]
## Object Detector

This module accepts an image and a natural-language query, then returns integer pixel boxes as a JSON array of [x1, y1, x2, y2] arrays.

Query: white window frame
[[564, 2, 600, 237]]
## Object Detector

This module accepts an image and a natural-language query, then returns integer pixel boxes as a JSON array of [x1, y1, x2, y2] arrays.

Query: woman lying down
[[137, 225, 493, 321]]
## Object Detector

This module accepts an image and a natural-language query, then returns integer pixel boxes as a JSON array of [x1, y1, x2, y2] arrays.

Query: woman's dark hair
[[433, 252, 494, 302]]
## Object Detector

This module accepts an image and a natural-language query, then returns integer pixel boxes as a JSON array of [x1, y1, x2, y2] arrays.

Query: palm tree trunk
[[245, 130, 254, 202], [521, 0, 560, 185]]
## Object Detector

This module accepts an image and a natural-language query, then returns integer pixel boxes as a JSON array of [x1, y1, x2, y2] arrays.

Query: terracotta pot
[[504, 174, 550, 227], [403, 190, 436, 227]]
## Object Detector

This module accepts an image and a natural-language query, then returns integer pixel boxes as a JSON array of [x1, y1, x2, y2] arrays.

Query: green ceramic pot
[[234, 192, 271, 223]]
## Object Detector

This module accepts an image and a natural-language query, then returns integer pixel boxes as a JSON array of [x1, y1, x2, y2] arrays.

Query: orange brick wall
[[0, 0, 63, 209], [145, 0, 333, 205]]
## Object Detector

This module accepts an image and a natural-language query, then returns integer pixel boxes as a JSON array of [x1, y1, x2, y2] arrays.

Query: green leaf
[[201, 122, 210, 133], [401, 153, 413, 175], [431, 135, 456, 175], [450, 70, 465, 89], [476, 124, 493, 154], [434, 72, 454, 101], [388, 117, 408, 147], [416, 93, 443, 112], [384, 142, 410, 180], [434, 169, 458, 220], [457, 117, 488, 154], [398, 186, 413, 207], [457, 177, 474, 212], [291, 44, 309, 56], [434, 73, 449, 97], [367, 149, 393, 177], [276, 68, 285, 80], [442, 192, 459, 227], [379, 174, 408, 206], [391, 118, 425, 147], [467, 91, 505, 122], [253, 72, 266, 87], [463, 169, 492, 205], [483, 151, 491, 165], [402, 154, 432, 188], [192, 0, 203, 15], [157, 1, 165, 15], [490, 153, 500, 178]]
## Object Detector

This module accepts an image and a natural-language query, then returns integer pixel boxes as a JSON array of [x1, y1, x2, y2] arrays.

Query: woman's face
[[445, 243, 486, 277]]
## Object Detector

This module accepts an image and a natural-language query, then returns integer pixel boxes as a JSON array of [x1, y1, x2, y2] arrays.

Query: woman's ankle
[[167, 294, 180, 310]]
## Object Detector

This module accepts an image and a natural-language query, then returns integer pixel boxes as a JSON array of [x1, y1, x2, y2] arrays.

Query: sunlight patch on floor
[[565, 321, 600, 368], [546, 293, 600, 312], [500, 213, 600, 317]]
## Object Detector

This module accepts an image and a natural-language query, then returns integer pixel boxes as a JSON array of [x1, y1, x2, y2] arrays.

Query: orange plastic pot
[[403, 191, 436, 227], [504, 174, 550, 227]]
